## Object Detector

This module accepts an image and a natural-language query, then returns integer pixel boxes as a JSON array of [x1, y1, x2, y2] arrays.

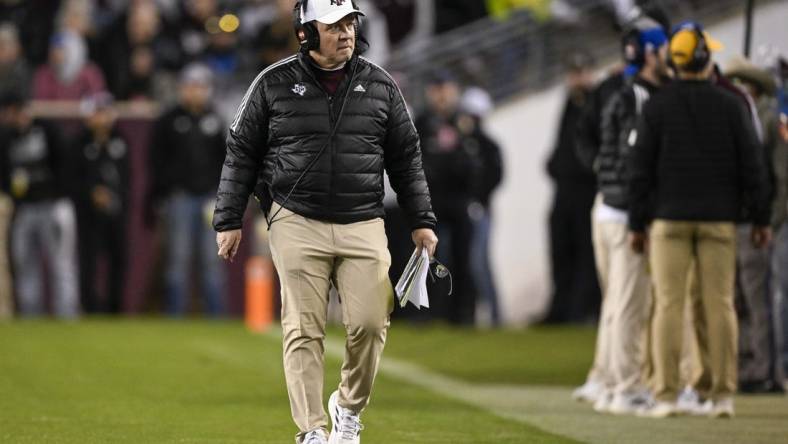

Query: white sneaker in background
[[328, 390, 363, 444], [572, 380, 604, 403], [608, 391, 653, 415], [676, 386, 702, 415], [710, 398, 735, 419], [636, 400, 678, 418], [302, 429, 329, 444], [593, 388, 614, 414]]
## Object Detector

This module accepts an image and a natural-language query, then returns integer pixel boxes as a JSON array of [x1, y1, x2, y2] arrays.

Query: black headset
[[621, 27, 645, 68], [670, 22, 710, 73], [292, 0, 363, 54]]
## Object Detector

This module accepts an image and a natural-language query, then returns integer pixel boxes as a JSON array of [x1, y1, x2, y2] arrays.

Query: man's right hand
[[217, 229, 242, 262]]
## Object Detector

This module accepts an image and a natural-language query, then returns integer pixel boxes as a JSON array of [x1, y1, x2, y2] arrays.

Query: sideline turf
[[383, 324, 595, 386], [0, 320, 575, 443]]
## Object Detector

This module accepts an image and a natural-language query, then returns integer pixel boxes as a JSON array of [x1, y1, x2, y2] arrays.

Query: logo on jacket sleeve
[[291, 83, 307, 96]]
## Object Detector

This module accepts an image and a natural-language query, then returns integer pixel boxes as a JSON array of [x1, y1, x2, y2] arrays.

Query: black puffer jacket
[[213, 53, 436, 232], [597, 77, 660, 209]]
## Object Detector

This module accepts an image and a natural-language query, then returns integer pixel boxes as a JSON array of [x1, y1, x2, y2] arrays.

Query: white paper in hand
[[394, 248, 430, 309]]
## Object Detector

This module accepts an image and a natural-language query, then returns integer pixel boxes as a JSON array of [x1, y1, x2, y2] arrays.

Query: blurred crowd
[[0, 0, 512, 322], [542, 4, 788, 418]]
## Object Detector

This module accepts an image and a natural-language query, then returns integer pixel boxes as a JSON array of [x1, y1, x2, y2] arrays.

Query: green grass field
[[1, 320, 786, 443]]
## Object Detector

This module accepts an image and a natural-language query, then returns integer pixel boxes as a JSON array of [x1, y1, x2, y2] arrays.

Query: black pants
[[79, 212, 127, 314], [544, 183, 599, 323], [433, 203, 476, 325]]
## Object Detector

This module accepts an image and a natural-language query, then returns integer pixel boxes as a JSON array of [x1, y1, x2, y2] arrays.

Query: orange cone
[[245, 256, 275, 332]]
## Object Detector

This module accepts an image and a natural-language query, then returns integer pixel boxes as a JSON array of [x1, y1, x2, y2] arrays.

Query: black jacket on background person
[[213, 53, 436, 232], [74, 128, 130, 217], [149, 104, 226, 203], [0, 120, 68, 203], [597, 77, 660, 210], [575, 71, 625, 173], [628, 79, 772, 232]]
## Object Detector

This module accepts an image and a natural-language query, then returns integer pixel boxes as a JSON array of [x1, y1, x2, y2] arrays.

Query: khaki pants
[[650, 220, 737, 401], [269, 204, 393, 441], [589, 202, 651, 395], [0, 193, 13, 319], [679, 265, 712, 395]]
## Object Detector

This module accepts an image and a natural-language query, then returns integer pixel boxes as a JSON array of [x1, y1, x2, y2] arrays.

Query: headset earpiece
[[293, 0, 320, 53], [622, 27, 645, 68]]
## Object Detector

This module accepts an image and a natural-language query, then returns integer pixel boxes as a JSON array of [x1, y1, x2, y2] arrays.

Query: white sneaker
[[328, 390, 363, 444], [593, 389, 613, 414], [608, 391, 653, 415], [710, 398, 734, 419], [676, 387, 702, 415], [302, 429, 328, 444], [572, 380, 604, 403], [636, 400, 678, 418]]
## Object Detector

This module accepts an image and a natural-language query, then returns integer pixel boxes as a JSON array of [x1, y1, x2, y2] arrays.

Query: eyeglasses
[[428, 257, 453, 296]]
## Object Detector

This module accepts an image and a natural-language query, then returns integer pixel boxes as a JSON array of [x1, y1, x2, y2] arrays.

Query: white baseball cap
[[300, 0, 365, 25]]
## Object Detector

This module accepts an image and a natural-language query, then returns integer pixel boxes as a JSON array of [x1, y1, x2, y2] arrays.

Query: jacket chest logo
[[291, 83, 307, 96], [331, 0, 346, 5]]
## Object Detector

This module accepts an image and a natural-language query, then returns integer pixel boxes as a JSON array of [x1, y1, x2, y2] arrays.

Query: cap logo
[[331, 0, 346, 6]]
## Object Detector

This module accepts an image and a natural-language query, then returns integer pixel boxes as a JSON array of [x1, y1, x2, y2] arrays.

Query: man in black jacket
[[213, 2, 437, 443], [74, 93, 129, 314], [628, 22, 771, 418], [544, 51, 599, 325], [0, 92, 79, 318], [149, 63, 227, 317]]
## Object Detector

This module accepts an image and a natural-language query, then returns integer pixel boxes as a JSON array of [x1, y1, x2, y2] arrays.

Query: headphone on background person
[[292, 0, 364, 54], [670, 22, 710, 73], [622, 27, 646, 68]]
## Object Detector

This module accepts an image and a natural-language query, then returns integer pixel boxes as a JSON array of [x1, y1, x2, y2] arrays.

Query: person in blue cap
[[586, 15, 670, 416]]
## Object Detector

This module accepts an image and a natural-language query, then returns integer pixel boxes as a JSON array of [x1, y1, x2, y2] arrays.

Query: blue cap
[[639, 27, 668, 51]]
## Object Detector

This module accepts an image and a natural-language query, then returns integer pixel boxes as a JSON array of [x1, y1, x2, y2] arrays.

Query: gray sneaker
[[328, 390, 363, 444], [302, 429, 328, 444]]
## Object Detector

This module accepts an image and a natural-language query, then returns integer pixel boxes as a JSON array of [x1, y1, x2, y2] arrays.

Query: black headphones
[[622, 27, 645, 68], [670, 22, 710, 73], [292, 0, 363, 54]]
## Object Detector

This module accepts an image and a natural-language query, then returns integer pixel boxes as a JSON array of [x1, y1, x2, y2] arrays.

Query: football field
[[1, 320, 786, 443]]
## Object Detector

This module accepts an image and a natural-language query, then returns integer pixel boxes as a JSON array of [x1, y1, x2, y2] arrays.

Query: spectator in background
[[177, 0, 221, 63], [460, 87, 504, 326], [418, 71, 480, 325], [0, 23, 30, 100], [0, 92, 80, 318], [148, 63, 226, 317], [543, 51, 599, 325], [629, 23, 771, 418], [73, 92, 129, 314], [56, 0, 100, 61], [778, 57, 788, 377], [98, 0, 181, 100], [254, 0, 300, 70], [725, 56, 787, 394], [0, 91, 11, 319], [587, 19, 669, 416], [32, 31, 106, 102]]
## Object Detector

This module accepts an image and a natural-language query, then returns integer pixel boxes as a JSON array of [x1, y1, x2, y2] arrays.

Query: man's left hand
[[629, 231, 648, 254], [412, 228, 438, 257]]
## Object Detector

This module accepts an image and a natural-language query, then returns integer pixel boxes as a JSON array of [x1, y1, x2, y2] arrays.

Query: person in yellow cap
[[628, 21, 772, 419]]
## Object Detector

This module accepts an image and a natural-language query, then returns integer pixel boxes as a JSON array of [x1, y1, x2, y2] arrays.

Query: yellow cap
[[670, 28, 724, 67]]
